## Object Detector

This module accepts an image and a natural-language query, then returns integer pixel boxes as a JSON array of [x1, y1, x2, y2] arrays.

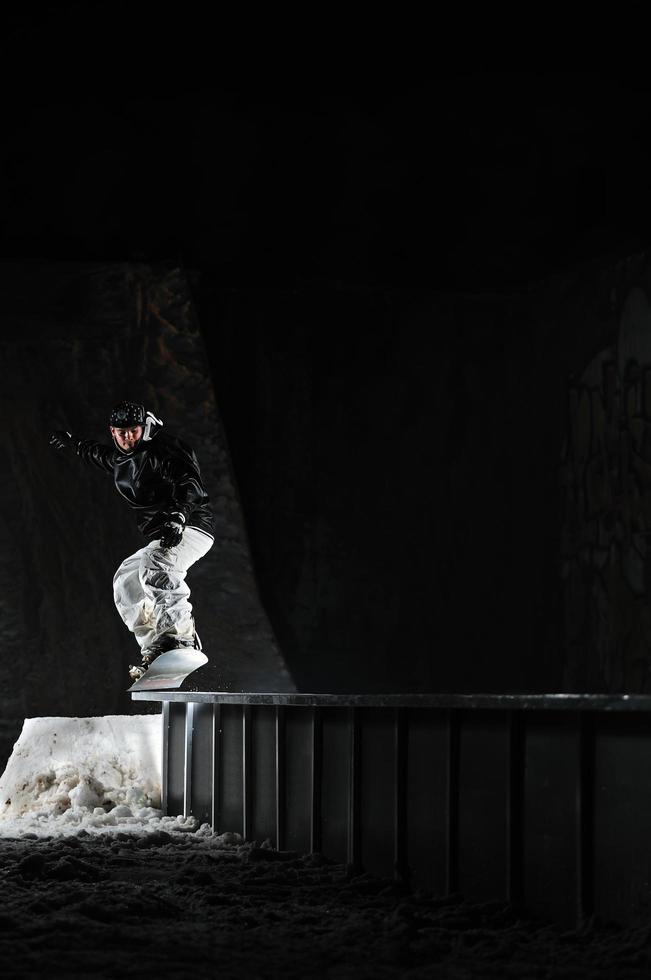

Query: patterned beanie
[[109, 401, 146, 427]]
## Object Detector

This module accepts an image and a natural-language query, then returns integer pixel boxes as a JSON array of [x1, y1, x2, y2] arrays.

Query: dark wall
[[193, 282, 564, 693]]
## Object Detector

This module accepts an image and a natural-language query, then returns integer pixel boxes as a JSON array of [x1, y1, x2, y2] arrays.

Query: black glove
[[159, 513, 185, 549], [50, 430, 78, 451]]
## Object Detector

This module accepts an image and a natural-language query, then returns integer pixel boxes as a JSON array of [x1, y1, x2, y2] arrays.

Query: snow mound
[[0, 715, 178, 838]]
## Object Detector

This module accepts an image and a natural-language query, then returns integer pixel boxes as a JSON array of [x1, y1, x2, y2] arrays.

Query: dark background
[[3, 9, 651, 714]]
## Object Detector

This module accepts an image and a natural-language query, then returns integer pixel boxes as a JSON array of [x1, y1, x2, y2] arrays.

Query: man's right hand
[[49, 431, 77, 451]]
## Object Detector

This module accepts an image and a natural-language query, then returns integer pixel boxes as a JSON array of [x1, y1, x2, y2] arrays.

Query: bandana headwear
[[109, 401, 146, 428]]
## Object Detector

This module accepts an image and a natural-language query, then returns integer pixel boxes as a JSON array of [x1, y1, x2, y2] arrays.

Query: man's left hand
[[159, 513, 185, 549]]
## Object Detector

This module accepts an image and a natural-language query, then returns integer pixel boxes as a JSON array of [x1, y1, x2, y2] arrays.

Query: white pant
[[113, 528, 214, 651]]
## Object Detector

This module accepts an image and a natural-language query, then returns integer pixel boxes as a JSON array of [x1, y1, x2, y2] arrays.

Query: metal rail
[[134, 691, 651, 709]]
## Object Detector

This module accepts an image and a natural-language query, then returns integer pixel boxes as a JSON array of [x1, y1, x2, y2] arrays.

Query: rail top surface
[[130, 691, 651, 711]]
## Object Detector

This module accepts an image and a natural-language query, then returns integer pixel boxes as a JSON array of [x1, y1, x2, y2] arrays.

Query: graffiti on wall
[[561, 286, 651, 691]]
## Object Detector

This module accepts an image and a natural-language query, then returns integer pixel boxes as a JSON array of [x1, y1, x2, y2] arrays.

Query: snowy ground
[[1, 718, 651, 978], [2, 830, 651, 979]]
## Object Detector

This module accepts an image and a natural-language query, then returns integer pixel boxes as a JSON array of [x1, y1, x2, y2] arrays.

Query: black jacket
[[77, 429, 215, 542]]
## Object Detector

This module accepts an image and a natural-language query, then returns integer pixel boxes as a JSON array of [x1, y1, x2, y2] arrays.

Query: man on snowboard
[[50, 401, 214, 682]]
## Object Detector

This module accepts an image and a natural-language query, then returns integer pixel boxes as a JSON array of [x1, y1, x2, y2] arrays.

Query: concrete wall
[[559, 253, 651, 691]]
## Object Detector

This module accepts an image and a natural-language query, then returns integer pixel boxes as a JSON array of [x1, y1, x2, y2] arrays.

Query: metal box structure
[[131, 691, 651, 927]]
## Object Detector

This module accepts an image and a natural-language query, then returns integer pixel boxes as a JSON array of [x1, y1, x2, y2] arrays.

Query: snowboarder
[[49, 401, 215, 682]]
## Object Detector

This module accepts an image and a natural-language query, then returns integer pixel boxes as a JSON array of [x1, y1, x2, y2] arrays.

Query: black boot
[[170, 624, 201, 651], [128, 647, 164, 682]]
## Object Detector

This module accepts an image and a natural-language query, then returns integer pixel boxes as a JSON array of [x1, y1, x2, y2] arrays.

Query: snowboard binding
[[128, 648, 163, 682]]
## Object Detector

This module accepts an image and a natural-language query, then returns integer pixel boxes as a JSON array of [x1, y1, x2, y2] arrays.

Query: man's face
[[110, 425, 143, 452]]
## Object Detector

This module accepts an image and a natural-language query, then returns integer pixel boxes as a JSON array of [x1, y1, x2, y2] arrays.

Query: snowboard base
[[127, 648, 208, 692]]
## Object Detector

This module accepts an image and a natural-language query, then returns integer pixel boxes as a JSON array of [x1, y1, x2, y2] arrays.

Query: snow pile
[[0, 715, 190, 838]]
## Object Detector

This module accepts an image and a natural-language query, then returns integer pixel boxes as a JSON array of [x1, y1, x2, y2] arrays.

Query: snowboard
[[127, 648, 208, 692]]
